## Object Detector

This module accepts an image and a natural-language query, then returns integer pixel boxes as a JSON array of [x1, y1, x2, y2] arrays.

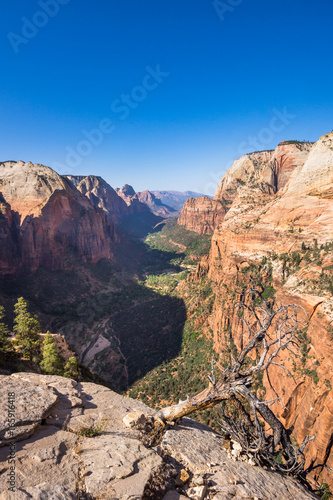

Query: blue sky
[[1, 0, 332, 195]]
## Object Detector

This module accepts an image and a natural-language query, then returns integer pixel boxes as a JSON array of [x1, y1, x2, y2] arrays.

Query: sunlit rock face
[[0, 161, 116, 274], [195, 132, 333, 483], [178, 196, 226, 235], [178, 141, 313, 235], [66, 174, 129, 223]]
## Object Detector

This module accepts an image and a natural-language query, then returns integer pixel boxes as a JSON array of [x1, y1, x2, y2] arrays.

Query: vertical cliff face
[[195, 132, 333, 481], [177, 196, 226, 235], [0, 162, 117, 274], [0, 193, 19, 274], [66, 175, 129, 223], [178, 142, 313, 235]]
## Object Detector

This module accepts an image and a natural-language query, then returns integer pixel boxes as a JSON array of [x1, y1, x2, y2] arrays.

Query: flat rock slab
[[161, 418, 318, 500], [0, 483, 76, 500], [0, 375, 58, 445], [0, 374, 320, 499], [0, 425, 78, 494], [75, 434, 162, 498]]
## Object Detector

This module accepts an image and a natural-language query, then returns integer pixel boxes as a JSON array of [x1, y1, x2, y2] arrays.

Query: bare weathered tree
[[154, 283, 314, 476]]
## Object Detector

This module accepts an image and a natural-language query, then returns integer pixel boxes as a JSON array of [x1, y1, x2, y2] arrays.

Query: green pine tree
[[14, 297, 41, 363], [40, 332, 64, 375], [64, 356, 79, 380], [0, 305, 14, 357]]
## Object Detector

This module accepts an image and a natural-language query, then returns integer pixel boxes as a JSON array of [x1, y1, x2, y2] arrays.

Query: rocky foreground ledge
[[0, 374, 318, 500]]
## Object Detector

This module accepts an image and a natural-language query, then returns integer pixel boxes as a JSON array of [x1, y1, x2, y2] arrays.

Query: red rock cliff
[[0, 161, 117, 275], [178, 196, 226, 235], [178, 142, 313, 234], [196, 133, 333, 483]]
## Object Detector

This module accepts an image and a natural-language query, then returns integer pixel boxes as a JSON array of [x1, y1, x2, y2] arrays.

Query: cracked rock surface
[[0, 373, 319, 499]]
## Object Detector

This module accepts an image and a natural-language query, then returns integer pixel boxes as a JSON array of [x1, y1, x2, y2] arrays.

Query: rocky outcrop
[[66, 175, 129, 223], [178, 197, 226, 235], [178, 142, 313, 234], [134, 190, 177, 218], [0, 373, 318, 499], [195, 132, 333, 483], [0, 161, 116, 274], [116, 185, 176, 218]]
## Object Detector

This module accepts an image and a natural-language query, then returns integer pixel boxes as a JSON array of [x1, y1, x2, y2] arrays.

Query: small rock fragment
[[176, 468, 190, 485], [186, 485, 207, 500], [193, 475, 204, 486], [123, 411, 146, 428]]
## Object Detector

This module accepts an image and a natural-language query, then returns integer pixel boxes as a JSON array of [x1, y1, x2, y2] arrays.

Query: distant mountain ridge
[[151, 190, 208, 214], [116, 185, 177, 218]]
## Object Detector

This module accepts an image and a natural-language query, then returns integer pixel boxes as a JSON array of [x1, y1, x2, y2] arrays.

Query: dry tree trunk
[[154, 284, 314, 477]]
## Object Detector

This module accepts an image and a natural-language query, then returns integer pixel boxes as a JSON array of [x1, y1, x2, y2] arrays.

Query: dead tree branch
[[154, 284, 312, 476]]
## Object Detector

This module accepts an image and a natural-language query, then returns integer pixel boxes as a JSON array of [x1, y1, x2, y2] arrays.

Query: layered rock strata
[[0, 161, 116, 274], [178, 141, 313, 234], [196, 133, 333, 482]]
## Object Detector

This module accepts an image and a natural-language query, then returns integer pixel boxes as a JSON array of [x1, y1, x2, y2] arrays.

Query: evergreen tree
[[0, 305, 14, 357], [64, 356, 79, 380], [40, 332, 64, 375], [14, 297, 41, 363]]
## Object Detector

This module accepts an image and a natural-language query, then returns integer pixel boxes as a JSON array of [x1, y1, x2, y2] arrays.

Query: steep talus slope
[[179, 142, 313, 234], [0, 373, 318, 499], [195, 132, 333, 482], [0, 161, 116, 274]]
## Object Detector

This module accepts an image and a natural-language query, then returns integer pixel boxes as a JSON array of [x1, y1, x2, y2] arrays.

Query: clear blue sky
[[1, 1, 332, 195]]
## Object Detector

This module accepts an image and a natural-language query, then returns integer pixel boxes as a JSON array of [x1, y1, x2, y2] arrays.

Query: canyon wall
[[66, 175, 129, 223], [178, 141, 313, 234], [0, 162, 116, 275], [195, 133, 333, 482]]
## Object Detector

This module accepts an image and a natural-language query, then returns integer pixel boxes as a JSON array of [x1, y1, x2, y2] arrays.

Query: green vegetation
[[0, 305, 14, 357], [14, 297, 42, 363], [0, 297, 84, 380], [128, 277, 222, 429], [145, 218, 212, 264], [318, 482, 333, 500], [77, 416, 108, 438], [40, 332, 64, 375], [145, 271, 188, 295], [64, 356, 79, 380], [283, 140, 310, 145]]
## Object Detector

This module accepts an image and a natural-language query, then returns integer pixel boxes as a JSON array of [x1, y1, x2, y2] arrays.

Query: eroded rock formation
[[0, 161, 116, 274], [66, 175, 129, 223], [178, 197, 226, 235], [195, 132, 333, 483], [116, 185, 176, 218], [178, 141, 313, 235]]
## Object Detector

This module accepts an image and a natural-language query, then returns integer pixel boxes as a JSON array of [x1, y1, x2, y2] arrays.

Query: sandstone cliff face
[[134, 190, 177, 218], [0, 162, 116, 274], [178, 142, 313, 235], [0, 373, 318, 499], [66, 175, 129, 223], [178, 197, 226, 235], [116, 184, 176, 217], [195, 132, 333, 483]]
